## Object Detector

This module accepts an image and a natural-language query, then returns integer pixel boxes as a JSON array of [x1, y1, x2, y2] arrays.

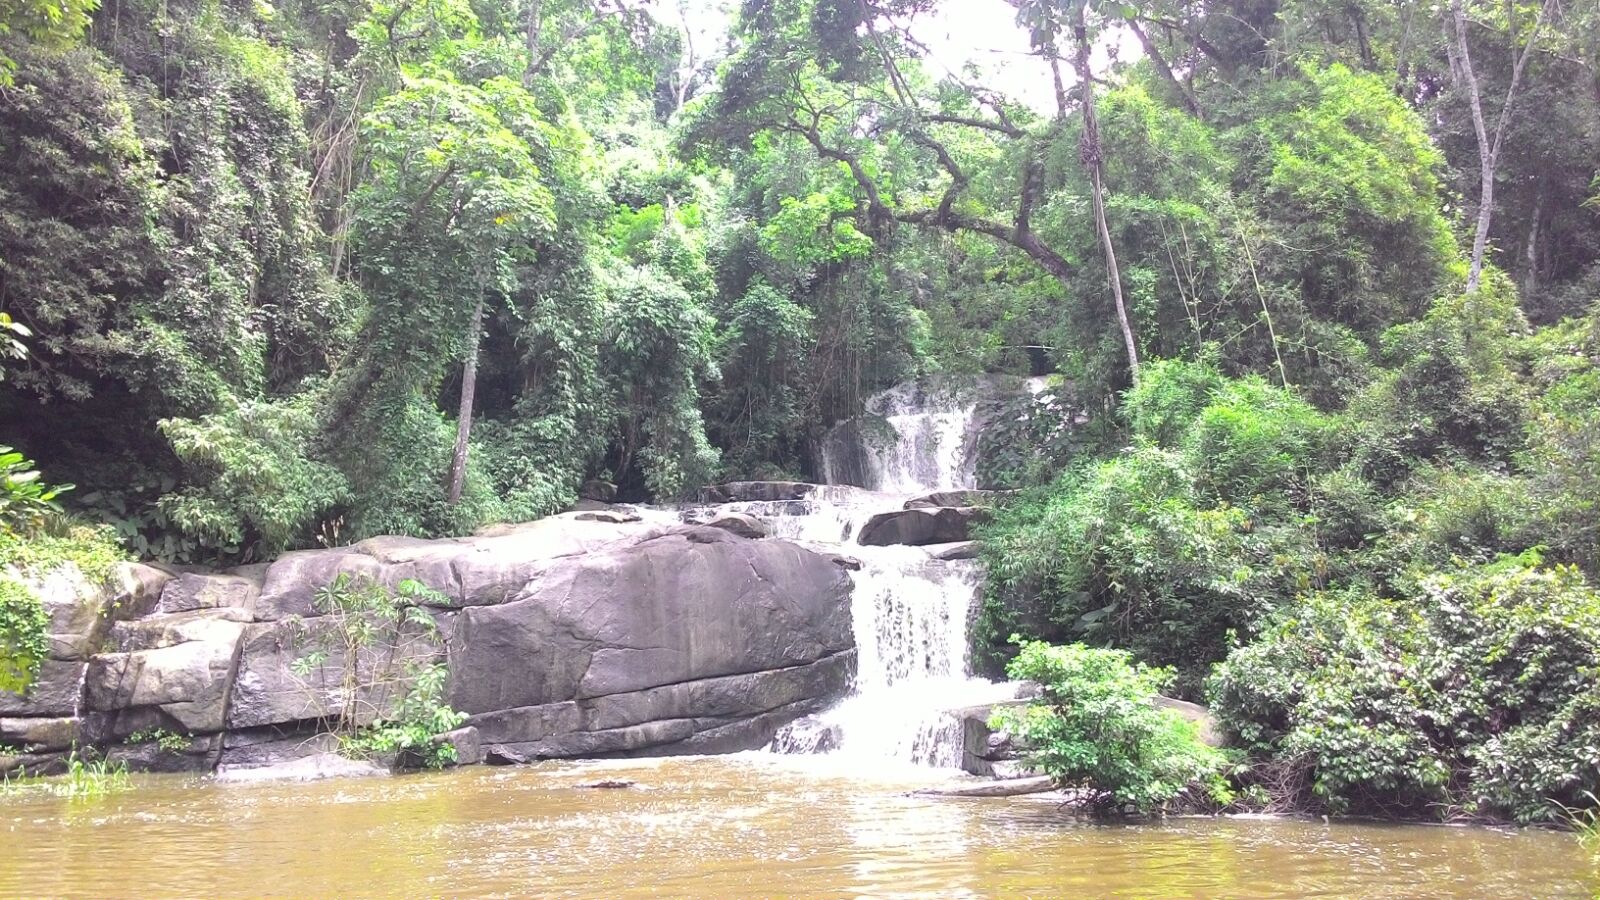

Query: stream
[[1, 756, 1592, 897]]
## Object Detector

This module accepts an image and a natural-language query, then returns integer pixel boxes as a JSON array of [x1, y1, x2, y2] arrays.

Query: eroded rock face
[[4, 513, 858, 775], [858, 507, 990, 547]]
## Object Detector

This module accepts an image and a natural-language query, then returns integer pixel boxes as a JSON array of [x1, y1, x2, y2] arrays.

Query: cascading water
[[758, 377, 1029, 769]]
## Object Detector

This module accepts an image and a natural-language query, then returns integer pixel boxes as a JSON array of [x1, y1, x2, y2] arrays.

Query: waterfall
[[761, 377, 1028, 769]]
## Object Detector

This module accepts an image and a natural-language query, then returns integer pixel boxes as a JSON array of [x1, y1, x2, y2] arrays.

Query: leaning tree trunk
[[1072, 19, 1140, 382], [446, 291, 484, 506]]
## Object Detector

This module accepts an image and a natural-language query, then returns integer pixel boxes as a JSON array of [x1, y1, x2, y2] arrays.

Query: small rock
[[819, 552, 863, 571], [484, 744, 530, 766], [577, 779, 635, 789], [703, 513, 768, 539]]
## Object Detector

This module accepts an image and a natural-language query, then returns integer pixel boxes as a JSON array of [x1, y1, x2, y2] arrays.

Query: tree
[[348, 76, 555, 515], [1443, 0, 1556, 292], [0, 0, 96, 84], [689, 0, 1152, 383]]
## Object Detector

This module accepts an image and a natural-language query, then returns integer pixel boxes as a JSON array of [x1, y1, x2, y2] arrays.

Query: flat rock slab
[[215, 752, 388, 783], [904, 490, 1001, 510], [927, 541, 979, 561], [914, 776, 1056, 798]]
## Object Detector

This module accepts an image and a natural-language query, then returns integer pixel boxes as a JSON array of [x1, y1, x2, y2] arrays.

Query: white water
[[818, 381, 983, 494], [761, 380, 1023, 769]]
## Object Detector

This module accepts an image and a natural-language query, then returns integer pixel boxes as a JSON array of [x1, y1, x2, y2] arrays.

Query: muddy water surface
[[1, 755, 1592, 898]]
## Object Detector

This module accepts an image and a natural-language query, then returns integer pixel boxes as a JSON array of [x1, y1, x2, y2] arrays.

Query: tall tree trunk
[[1446, 0, 1552, 293], [446, 292, 485, 506], [1523, 184, 1542, 298], [1072, 18, 1140, 382], [523, 0, 544, 86]]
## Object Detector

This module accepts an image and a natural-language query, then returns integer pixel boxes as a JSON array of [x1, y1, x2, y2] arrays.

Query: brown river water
[[0, 754, 1593, 898]]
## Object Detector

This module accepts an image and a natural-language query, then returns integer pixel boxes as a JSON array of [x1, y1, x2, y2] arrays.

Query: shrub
[[1209, 555, 1600, 822], [993, 640, 1232, 814], [288, 574, 466, 770], [159, 397, 349, 559], [0, 445, 71, 534], [977, 363, 1335, 690]]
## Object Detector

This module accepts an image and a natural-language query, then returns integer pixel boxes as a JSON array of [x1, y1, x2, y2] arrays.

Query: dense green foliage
[[1210, 554, 1600, 821], [0, 0, 1597, 823], [994, 640, 1232, 813]]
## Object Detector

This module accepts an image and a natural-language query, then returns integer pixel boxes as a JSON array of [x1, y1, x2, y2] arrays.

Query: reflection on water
[[0, 754, 1592, 898]]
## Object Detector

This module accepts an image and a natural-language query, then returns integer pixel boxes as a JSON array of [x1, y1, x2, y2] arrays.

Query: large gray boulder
[[450, 525, 854, 757], [858, 506, 990, 546], [253, 515, 667, 620], [0, 659, 87, 717]]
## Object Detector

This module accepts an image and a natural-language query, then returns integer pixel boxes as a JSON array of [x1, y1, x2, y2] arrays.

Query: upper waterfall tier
[[817, 375, 1029, 494]]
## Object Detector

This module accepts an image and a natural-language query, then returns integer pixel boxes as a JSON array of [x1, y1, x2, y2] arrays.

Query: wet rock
[[768, 712, 841, 754], [578, 779, 635, 789], [904, 490, 1000, 510], [574, 510, 642, 524], [913, 775, 1055, 798], [107, 733, 223, 773], [858, 507, 990, 547], [0, 716, 78, 752], [484, 744, 530, 765], [928, 541, 979, 561], [701, 513, 768, 539], [818, 552, 863, 571], [699, 482, 818, 504], [0, 748, 68, 777], [217, 727, 338, 769], [579, 479, 618, 502], [416, 726, 482, 768], [215, 751, 388, 783]]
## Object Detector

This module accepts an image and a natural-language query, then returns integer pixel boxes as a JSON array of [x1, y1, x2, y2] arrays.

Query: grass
[[0, 748, 133, 800]]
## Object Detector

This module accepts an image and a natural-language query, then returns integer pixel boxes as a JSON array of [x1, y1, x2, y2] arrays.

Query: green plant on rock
[[126, 728, 190, 754], [992, 640, 1232, 815], [0, 576, 47, 694], [339, 663, 467, 770], [289, 574, 465, 769]]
